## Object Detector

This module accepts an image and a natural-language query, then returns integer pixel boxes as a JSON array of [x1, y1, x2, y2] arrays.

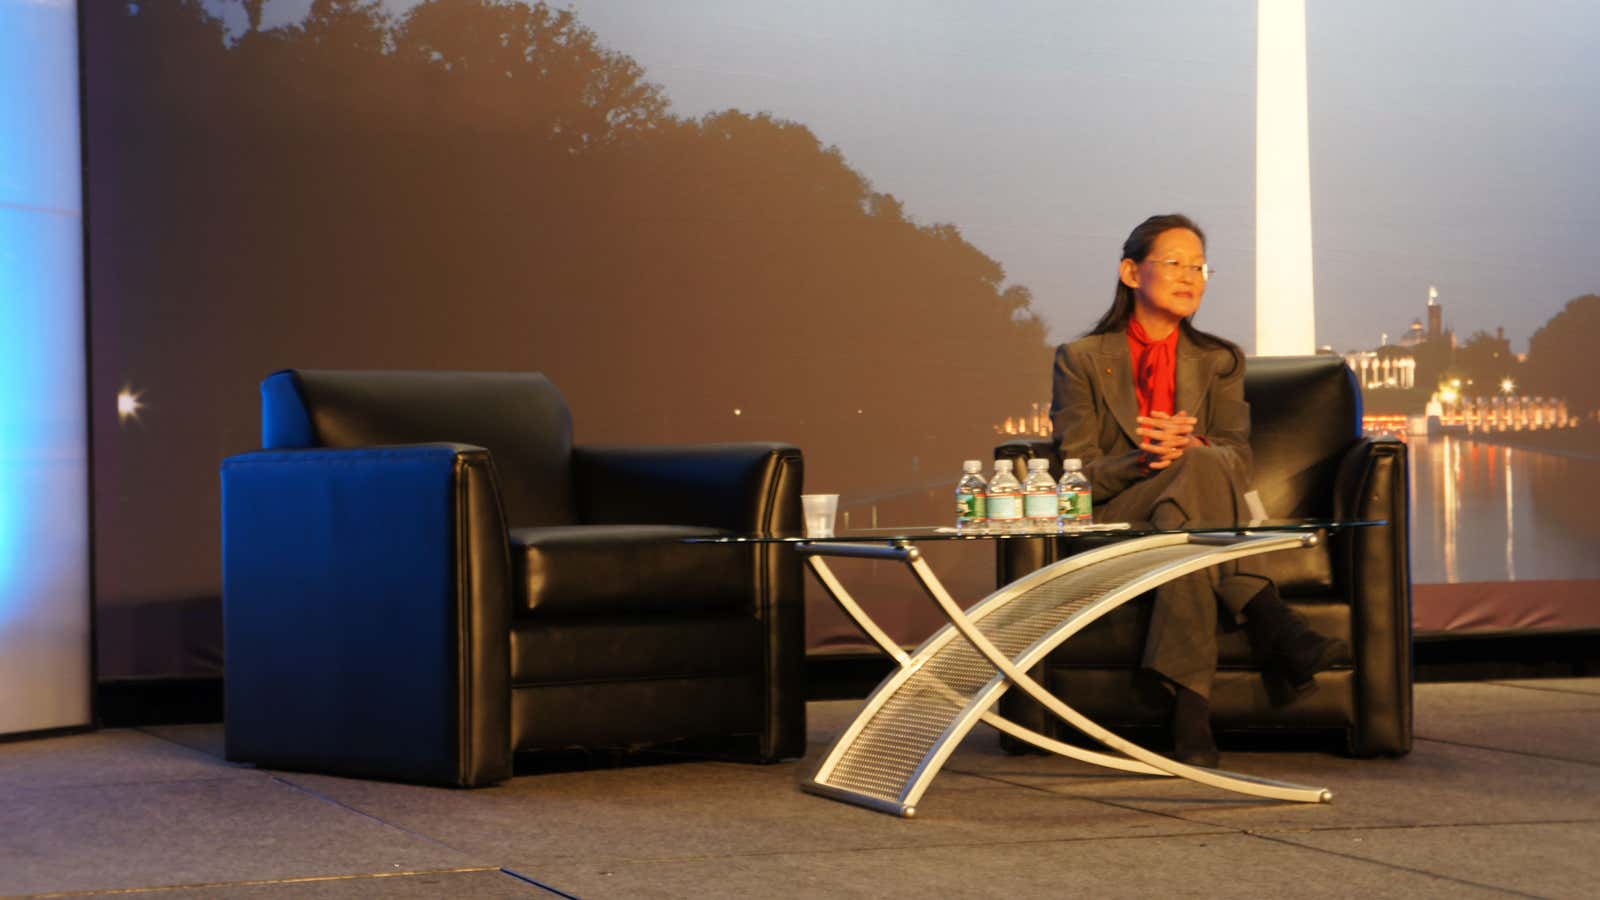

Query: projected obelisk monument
[[1255, 0, 1316, 355]]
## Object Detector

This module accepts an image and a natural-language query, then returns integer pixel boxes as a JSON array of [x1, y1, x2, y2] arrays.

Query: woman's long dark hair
[[1086, 212, 1242, 373]]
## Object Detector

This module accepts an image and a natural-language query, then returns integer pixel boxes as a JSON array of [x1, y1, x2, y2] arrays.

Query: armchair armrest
[[573, 442, 804, 534], [571, 441, 806, 760], [1331, 435, 1413, 755], [221, 443, 512, 786]]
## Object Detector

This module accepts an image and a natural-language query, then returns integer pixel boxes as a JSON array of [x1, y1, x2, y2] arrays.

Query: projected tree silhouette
[[103, 0, 1051, 479], [88, 0, 1055, 661], [1525, 294, 1600, 418]]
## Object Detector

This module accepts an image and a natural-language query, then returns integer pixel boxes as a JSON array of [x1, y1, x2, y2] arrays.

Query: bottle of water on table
[[1022, 457, 1058, 530], [1058, 457, 1093, 526], [955, 460, 988, 530], [987, 459, 1023, 532]]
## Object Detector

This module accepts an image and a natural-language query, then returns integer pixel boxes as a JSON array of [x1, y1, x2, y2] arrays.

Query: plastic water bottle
[[955, 460, 988, 529], [1058, 457, 1092, 525], [987, 459, 1023, 531], [1022, 458, 1058, 529]]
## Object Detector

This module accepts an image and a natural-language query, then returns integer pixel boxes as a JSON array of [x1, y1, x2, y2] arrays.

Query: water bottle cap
[[1064, 458, 1084, 470], [962, 460, 983, 473], [993, 458, 1010, 469], [1027, 458, 1049, 470]]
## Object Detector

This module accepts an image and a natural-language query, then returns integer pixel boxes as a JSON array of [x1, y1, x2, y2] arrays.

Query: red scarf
[[1127, 320, 1179, 417]]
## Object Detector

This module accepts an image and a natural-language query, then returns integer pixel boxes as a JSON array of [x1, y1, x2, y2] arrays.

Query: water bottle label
[[957, 493, 987, 521], [1023, 491, 1056, 518], [1059, 490, 1092, 521], [987, 492, 1021, 520]]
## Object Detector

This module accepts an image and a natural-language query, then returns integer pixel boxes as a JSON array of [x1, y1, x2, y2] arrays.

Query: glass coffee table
[[696, 519, 1382, 817]]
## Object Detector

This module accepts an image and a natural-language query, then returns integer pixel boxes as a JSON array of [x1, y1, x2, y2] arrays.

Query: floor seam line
[[533, 827, 1247, 867], [1076, 791, 1268, 830], [8, 867, 503, 898], [1245, 818, 1600, 835], [131, 726, 242, 766], [952, 768, 1135, 793], [4, 773, 263, 794], [1246, 831, 1545, 898], [1413, 735, 1600, 767], [266, 775, 491, 862], [1484, 681, 1600, 698]]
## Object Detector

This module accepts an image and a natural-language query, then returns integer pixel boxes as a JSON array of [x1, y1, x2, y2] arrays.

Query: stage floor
[[4, 680, 1599, 898]]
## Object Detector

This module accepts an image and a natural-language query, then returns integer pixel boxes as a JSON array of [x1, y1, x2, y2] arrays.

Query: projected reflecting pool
[[1409, 435, 1600, 585]]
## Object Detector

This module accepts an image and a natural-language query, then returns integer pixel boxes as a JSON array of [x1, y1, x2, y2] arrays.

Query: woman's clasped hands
[[1136, 410, 1198, 470]]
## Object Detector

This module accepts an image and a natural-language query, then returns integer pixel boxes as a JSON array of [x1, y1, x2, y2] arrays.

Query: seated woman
[[1050, 212, 1346, 768]]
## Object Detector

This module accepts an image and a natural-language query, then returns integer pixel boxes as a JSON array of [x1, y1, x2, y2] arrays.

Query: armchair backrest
[[261, 369, 577, 526], [1242, 356, 1363, 519]]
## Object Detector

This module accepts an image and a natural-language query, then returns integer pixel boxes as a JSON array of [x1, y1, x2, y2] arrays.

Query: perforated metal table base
[[799, 531, 1334, 817]]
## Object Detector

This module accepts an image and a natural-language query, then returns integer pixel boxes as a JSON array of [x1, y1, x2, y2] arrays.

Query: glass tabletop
[[686, 518, 1386, 543]]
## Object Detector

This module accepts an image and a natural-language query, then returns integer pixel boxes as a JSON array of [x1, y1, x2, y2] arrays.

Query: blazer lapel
[[1092, 332, 1141, 448], [1174, 332, 1206, 419]]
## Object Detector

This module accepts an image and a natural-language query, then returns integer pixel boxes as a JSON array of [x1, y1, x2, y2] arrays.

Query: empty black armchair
[[995, 356, 1412, 756], [222, 370, 805, 787]]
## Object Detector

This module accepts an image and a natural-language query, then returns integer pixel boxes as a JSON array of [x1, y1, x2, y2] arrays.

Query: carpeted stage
[[4, 680, 1598, 898]]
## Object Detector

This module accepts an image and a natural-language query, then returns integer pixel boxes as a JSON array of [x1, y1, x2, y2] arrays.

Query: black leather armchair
[[996, 356, 1412, 756], [222, 370, 806, 786]]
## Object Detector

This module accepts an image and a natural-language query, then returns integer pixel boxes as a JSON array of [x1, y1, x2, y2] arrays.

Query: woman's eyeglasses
[[1147, 259, 1213, 282]]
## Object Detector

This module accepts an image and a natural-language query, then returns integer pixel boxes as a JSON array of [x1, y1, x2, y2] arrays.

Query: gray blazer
[[1049, 330, 1252, 503]]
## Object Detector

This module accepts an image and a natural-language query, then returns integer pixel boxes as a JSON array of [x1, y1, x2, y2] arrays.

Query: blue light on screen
[[0, 0, 91, 734]]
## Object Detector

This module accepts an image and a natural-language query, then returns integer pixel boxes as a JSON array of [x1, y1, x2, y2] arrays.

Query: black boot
[[1171, 686, 1219, 769], [1243, 583, 1349, 702]]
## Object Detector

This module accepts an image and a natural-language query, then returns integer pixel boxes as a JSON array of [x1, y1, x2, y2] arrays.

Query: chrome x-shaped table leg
[[799, 532, 1333, 817]]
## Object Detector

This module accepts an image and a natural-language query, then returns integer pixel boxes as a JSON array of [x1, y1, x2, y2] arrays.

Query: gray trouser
[[1099, 446, 1268, 698]]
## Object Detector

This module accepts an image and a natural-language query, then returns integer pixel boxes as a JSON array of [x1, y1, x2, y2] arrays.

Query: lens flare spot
[[116, 385, 144, 425]]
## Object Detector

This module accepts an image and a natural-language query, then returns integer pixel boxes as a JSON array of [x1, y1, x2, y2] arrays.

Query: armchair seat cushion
[[511, 525, 752, 618]]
